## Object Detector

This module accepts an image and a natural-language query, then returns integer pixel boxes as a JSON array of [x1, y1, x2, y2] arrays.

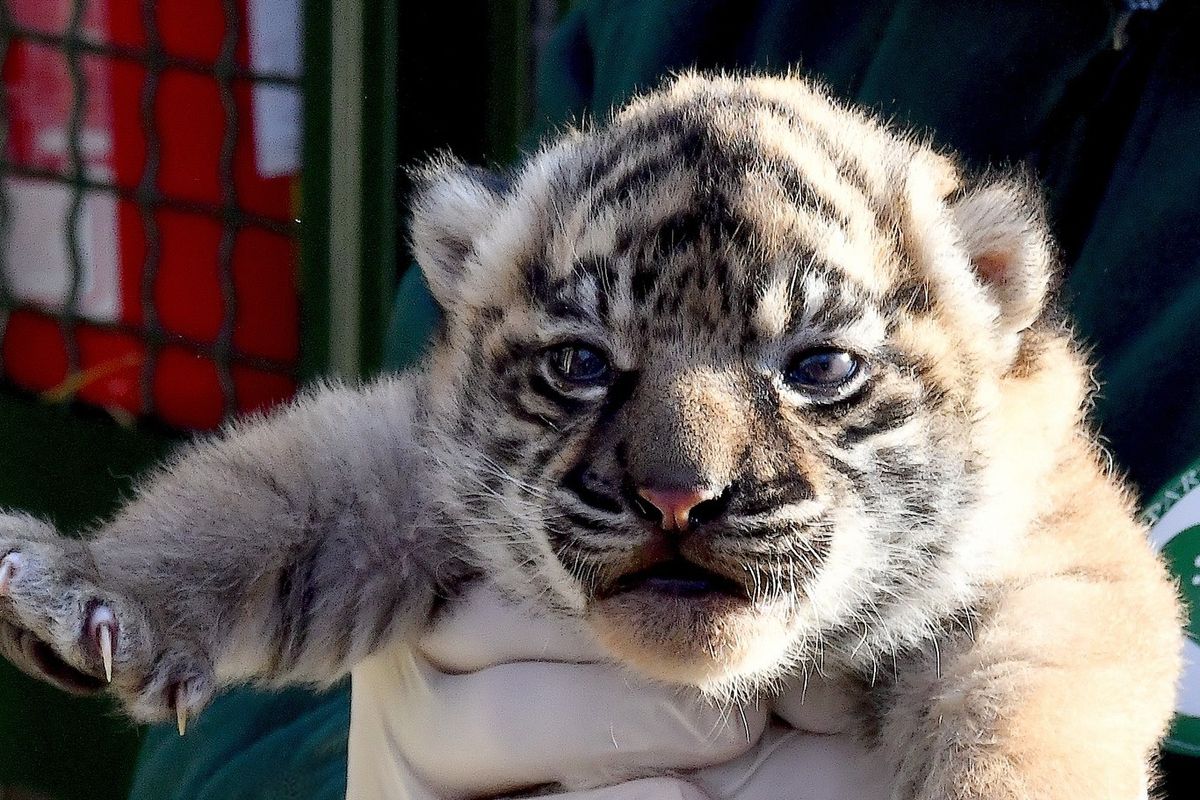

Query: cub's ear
[[949, 177, 1055, 337], [409, 156, 507, 309]]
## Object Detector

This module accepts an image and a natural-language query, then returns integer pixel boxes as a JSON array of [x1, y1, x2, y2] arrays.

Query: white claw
[[173, 683, 191, 736], [97, 624, 113, 682], [88, 605, 116, 683], [0, 553, 22, 593]]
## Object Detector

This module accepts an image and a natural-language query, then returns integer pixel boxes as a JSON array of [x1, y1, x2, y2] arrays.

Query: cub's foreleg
[[0, 378, 448, 728]]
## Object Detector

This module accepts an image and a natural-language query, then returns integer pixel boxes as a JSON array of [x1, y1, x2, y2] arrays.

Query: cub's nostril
[[688, 489, 732, 526], [630, 492, 663, 524]]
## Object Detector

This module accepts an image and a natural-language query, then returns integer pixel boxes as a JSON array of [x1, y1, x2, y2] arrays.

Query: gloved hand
[[345, 583, 890, 800], [688, 720, 890, 800]]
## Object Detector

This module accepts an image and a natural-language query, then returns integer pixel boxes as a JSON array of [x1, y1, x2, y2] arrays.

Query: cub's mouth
[[606, 557, 748, 600], [587, 554, 789, 686]]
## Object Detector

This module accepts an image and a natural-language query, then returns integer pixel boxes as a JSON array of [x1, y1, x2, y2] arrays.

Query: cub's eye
[[546, 344, 611, 386], [784, 349, 860, 390]]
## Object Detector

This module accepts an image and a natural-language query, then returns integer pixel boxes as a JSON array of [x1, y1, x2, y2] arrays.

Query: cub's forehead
[[487, 78, 918, 347]]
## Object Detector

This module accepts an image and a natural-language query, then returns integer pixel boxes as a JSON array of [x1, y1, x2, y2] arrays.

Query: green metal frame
[[300, 0, 333, 379], [300, 0, 398, 380], [300, 0, 545, 381], [487, 0, 535, 163], [359, 0, 400, 373]]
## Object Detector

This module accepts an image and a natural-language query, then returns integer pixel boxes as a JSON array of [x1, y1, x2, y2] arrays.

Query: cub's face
[[412, 75, 1056, 694]]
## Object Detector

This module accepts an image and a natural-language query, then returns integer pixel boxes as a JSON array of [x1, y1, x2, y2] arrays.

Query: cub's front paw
[[0, 516, 213, 732]]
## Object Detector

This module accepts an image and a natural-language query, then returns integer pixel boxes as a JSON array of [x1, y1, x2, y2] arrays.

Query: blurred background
[[0, 1, 1195, 799]]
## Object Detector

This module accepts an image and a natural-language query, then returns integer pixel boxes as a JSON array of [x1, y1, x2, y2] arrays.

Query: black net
[[0, 0, 302, 430]]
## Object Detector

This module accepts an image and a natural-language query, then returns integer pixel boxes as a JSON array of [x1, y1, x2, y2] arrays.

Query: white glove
[[345, 583, 890, 800], [688, 722, 890, 800]]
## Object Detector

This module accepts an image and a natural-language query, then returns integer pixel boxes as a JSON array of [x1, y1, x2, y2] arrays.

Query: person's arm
[[0, 376, 448, 729]]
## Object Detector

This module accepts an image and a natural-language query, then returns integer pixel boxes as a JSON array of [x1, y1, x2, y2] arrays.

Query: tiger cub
[[0, 73, 1183, 798]]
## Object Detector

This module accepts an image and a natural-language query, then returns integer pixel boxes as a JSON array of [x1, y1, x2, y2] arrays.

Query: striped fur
[[0, 74, 1182, 799]]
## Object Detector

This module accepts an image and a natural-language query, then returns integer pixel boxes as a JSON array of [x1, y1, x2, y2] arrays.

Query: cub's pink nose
[[636, 487, 719, 531]]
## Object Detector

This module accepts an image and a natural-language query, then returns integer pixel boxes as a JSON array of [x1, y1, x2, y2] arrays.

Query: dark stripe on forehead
[[618, 204, 749, 305], [647, 209, 707, 259], [591, 149, 687, 210], [784, 268, 879, 333], [525, 259, 555, 305], [562, 112, 713, 224], [571, 104, 887, 304], [597, 105, 731, 195], [881, 278, 935, 317], [709, 93, 894, 214], [756, 154, 852, 229], [563, 115, 691, 198], [595, 91, 902, 246], [523, 260, 601, 321]]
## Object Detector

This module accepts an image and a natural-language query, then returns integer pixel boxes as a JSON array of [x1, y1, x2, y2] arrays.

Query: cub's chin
[[586, 559, 796, 690]]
